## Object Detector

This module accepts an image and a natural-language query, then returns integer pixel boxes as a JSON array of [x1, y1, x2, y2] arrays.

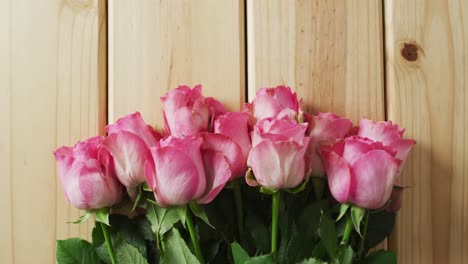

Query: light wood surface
[[108, 0, 245, 126], [385, 0, 468, 263], [247, 0, 385, 122], [0, 0, 106, 263]]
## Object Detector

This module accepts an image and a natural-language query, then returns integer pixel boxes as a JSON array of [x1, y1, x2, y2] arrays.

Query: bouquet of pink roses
[[54, 85, 415, 264]]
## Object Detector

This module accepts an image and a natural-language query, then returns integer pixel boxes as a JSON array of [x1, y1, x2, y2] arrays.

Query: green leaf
[[94, 208, 110, 226], [164, 228, 200, 264], [114, 238, 148, 264], [109, 214, 147, 257], [91, 224, 104, 248], [336, 203, 350, 222], [146, 203, 181, 236], [285, 178, 309, 194], [259, 187, 277, 195], [189, 202, 214, 229], [310, 241, 327, 260], [351, 206, 366, 237], [365, 211, 395, 250], [70, 211, 92, 224], [231, 242, 250, 264], [131, 185, 144, 212], [297, 257, 328, 264], [244, 254, 274, 264], [142, 182, 152, 192], [56, 238, 100, 264], [318, 212, 338, 259], [364, 250, 396, 264], [96, 244, 112, 264], [339, 245, 353, 264], [177, 206, 187, 228]]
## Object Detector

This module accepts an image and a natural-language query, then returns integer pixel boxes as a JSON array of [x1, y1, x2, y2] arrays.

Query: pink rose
[[322, 137, 402, 209], [102, 112, 161, 192], [213, 111, 253, 178], [247, 118, 311, 190], [248, 86, 302, 122], [357, 118, 416, 161], [305, 112, 353, 176], [54, 136, 124, 210], [161, 85, 226, 137], [145, 136, 231, 207]]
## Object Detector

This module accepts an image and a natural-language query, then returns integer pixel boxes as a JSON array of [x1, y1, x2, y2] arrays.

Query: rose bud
[[54, 136, 124, 210], [305, 112, 353, 176], [102, 112, 161, 195], [213, 111, 253, 178], [357, 118, 416, 161], [247, 86, 302, 122], [145, 136, 231, 207], [161, 85, 226, 137], [322, 137, 402, 209], [246, 118, 311, 190]]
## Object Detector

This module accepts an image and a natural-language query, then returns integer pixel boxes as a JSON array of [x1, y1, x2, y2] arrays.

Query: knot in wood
[[401, 43, 418, 61]]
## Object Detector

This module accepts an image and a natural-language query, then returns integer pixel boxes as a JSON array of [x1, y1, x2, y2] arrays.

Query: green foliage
[[57, 180, 397, 264], [56, 238, 100, 264]]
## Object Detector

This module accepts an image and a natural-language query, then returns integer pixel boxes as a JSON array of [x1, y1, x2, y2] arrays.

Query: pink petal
[[252, 94, 282, 120], [272, 86, 299, 112], [102, 131, 149, 188], [170, 105, 209, 137], [214, 112, 252, 159], [248, 140, 306, 189], [79, 159, 122, 209], [342, 138, 376, 166], [73, 136, 104, 162], [358, 118, 401, 146], [248, 140, 283, 189], [152, 147, 205, 206], [350, 150, 401, 209], [324, 151, 352, 203], [395, 139, 416, 161], [106, 112, 159, 147], [202, 133, 246, 179], [198, 149, 231, 204]]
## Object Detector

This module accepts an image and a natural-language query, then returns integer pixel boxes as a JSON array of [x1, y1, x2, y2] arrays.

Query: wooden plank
[[0, 0, 106, 263], [247, 0, 385, 122], [109, 0, 245, 126], [385, 0, 468, 263]]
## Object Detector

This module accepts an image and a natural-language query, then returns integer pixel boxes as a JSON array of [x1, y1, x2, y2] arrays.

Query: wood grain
[[247, 0, 385, 122], [0, 0, 106, 263], [108, 0, 245, 127], [385, 0, 468, 263]]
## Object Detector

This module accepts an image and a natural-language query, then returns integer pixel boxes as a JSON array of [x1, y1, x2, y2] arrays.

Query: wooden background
[[0, 0, 466, 263]]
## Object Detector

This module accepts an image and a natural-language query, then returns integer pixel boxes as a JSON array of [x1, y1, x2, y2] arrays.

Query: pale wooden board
[[247, 0, 386, 250], [109, 0, 245, 127], [247, 0, 385, 122], [385, 0, 468, 263], [0, 0, 106, 263]]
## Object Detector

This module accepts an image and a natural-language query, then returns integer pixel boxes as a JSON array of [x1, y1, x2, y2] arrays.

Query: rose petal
[[350, 150, 401, 209], [324, 151, 352, 203], [102, 131, 149, 188], [202, 133, 246, 178], [198, 149, 231, 204], [106, 112, 160, 147], [152, 147, 205, 207]]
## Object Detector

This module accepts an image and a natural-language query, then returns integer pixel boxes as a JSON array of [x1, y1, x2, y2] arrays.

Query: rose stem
[[358, 210, 369, 257], [341, 214, 354, 246], [186, 207, 205, 264], [271, 191, 281, 261], [100, 222, 116, 264]]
